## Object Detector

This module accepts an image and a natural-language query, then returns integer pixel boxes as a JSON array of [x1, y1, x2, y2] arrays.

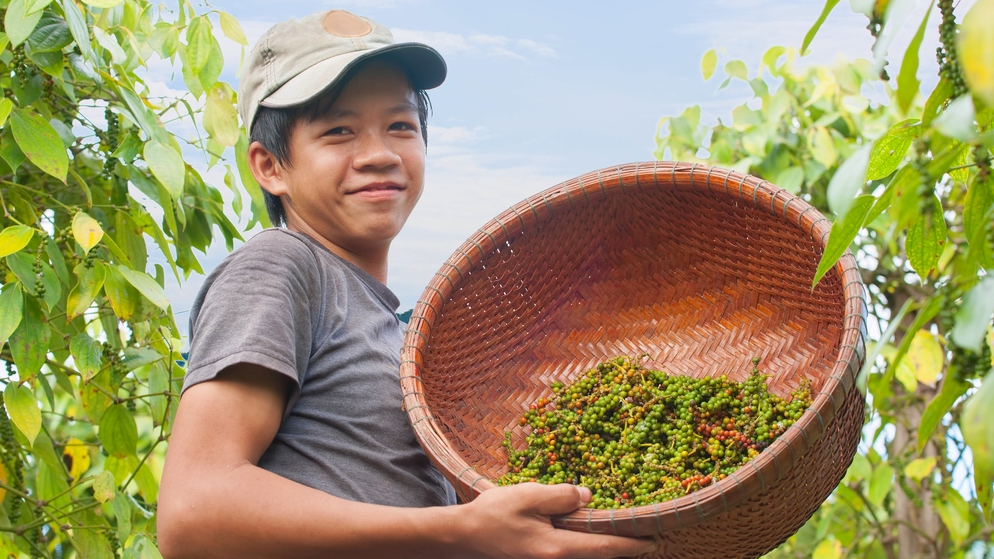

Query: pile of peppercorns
[[498, 356, 812, 509]]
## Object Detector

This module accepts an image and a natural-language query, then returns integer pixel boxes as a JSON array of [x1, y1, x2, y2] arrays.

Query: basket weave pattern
[[401, 162, 867, 559]]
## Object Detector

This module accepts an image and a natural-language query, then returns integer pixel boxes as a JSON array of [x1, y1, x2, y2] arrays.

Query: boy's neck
[[285, 221, 390, 285]]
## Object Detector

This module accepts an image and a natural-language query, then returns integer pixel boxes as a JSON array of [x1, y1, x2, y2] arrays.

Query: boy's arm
[[157, 363, 658, 559]]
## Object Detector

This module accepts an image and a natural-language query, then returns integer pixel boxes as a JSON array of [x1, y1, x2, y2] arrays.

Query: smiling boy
[[157, 10, 657, 559]]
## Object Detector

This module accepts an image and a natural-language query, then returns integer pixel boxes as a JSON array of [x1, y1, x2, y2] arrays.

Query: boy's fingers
[[511, 483, 591, 516]]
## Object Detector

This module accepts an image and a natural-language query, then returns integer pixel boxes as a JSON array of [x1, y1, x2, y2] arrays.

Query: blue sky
[[148, 0, 940, 341]]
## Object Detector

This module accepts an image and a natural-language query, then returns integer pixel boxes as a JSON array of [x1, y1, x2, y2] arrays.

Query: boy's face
[[261, 60, 425, 258]]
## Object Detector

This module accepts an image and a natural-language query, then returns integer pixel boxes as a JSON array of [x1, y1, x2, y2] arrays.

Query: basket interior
[[418, 184, 845, 481]]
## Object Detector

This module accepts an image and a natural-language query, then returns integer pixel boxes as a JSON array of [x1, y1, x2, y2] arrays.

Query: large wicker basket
[[400, 161, 867, 559]]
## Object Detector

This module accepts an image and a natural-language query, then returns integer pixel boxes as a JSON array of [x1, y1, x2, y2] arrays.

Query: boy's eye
[[325, 126, 350, 136], [390, 122, 416, 131]]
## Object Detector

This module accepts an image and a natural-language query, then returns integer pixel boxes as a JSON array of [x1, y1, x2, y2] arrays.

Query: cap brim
[[261, 43, 447, 108]]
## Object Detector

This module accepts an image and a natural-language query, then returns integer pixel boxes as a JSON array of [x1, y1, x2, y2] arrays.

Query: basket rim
[[400, 161, 868, 532]]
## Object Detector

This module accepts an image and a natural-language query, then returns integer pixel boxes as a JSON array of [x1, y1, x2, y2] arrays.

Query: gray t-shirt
[[183, 228, 456, 508]]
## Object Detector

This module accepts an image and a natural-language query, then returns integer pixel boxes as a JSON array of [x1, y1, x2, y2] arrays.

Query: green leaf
[[204, 83, 239, 147], [896, 1, 933, 114], [760, 46, 786, 77], [59, 0, 94, 62], [867, 462, 893, 507], [936, 490, 971, 547], [0, 283, 24, 344], [0, 98, 11, 128], [70, 333, 103, 382], [923, 77, 953, 129], [827, 143, 872, 218], [958, 0, 994, 105], [103, 265, 139, 320], [4, 0, 43, 47], [118, 86, 160, 141], [4, 383, 41, 446], [134, 462, 158, 503], [144, 140, 185, 199], [185, 16, 213, 74], [72, 211, 104, 254], [813, 195, 874, 287], [113, 490, 132, 542], [8, 296, 50, 379], [0, 225, 35, 258], [93, 470, 116, 503], [963, 370, 994, 522], [904, 456, 937, 483], [906, 197, 946, 281], [809, 126, 837, 168], [35, 460, 71, 511], [24, 0, 52, 15], [802, 0, 841, 55], [81, 0, 123, 6], [198, 36, 224, 93], [933, 96, 977, 142], [148, 362, 168, 423], [99, 404, 138, 457], [845, 453, 872, 483], [918, 373, 971, 453], [93, 25, 126, 65], [132, 534, 165, 559], [73, 529, 114, 559], [219, 12, 248, 45], [866, 119, 919, 180], [724, 60, 747, 82], [149, 23, 180, 59], [27, 12, 71, 53], [121, 347, 163, 372], [117, 265, 170, 311], [9, 108, 69, 182], [67, 261, 106, 320], [952, 276, 994, 352]]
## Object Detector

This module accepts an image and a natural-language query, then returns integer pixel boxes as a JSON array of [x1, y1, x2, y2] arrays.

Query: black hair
[[250, 58, 432, 228]]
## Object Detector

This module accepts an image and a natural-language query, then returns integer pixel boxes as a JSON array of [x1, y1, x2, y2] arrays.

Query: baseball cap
[[238, 10, 447, 134]]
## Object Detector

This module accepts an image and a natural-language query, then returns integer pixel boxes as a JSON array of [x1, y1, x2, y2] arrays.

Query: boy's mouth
[[349, 182, 404, 194]]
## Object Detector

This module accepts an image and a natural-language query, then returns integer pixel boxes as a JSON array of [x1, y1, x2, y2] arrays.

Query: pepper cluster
[[498, 356, 812, 509]]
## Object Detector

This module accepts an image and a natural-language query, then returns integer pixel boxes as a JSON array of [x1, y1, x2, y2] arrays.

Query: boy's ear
[[247, 141, 289, 196]]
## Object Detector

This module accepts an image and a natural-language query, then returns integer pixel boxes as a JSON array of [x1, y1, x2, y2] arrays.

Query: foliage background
[[0, 0, 261, 556], [654, 1, 994, 557], [0, 0, 992, 558]]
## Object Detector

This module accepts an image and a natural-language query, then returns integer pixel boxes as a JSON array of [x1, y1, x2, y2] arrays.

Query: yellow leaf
[[905, 329, 943, 387], [957, 0, 994, 105], [62, 437, 91, 481], [0, 462, 6, 502], [813, 538, 842, 559], [72, 212, 103, 254], [904, 456, 937, 482], [701, 49, 717, 81], [93, 470, 115, 503]]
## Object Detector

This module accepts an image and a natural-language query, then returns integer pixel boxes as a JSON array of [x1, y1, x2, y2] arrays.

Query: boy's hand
[[456, 483, 659, 559]]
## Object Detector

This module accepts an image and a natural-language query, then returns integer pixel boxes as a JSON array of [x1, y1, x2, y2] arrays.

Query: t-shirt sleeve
[[182, 231, 322, 407]]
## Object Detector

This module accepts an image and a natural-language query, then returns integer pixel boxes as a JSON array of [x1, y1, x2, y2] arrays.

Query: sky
[[146, 0, 947, 343]]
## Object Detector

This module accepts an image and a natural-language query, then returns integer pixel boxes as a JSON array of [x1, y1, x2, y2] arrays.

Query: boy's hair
[[250, 62, 432, 228]]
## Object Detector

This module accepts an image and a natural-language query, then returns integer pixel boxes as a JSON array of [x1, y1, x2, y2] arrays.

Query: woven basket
[[401, 161, 867, 559]]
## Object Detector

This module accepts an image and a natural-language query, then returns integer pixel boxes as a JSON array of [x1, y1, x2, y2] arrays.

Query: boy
[[157, 9, 658, 559]]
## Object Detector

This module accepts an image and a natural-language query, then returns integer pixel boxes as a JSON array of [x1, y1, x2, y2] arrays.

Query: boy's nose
[[353, 132, 402, 169]]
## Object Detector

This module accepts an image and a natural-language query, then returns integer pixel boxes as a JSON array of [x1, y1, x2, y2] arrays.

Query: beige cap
[[238, 10, 447, 133]]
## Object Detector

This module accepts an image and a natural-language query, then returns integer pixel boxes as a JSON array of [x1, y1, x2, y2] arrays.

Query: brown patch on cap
[[321, 10, 373, 38]]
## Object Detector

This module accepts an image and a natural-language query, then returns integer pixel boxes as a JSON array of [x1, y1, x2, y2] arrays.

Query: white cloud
[[392, 28, 557, 61]]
